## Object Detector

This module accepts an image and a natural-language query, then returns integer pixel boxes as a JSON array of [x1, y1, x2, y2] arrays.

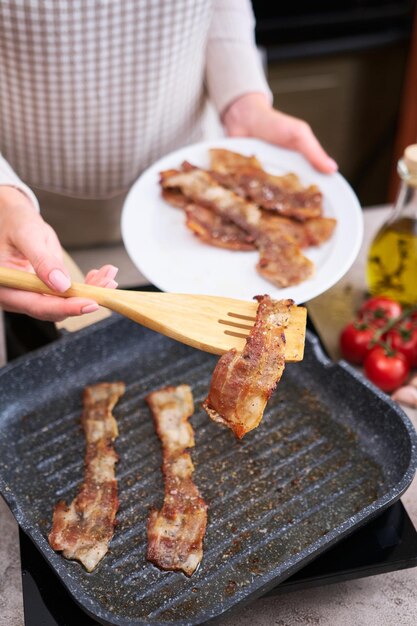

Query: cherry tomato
[[360, 296, 402, 328], [339, 322, 376, 364], [364, 346, 410, 392], [386, 323, 417, 367], [406, 309, 417, 328]]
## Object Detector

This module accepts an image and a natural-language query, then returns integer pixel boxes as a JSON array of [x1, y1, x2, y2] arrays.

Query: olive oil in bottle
[[366, 145, 417, 305]]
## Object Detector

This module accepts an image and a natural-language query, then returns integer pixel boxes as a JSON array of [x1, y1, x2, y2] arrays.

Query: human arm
[[205, 0, 337, 173]]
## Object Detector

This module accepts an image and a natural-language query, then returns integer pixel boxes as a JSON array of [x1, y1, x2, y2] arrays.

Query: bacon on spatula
[[48, 382, 125, 572], [203, 296, 293, 439], [146, 385, 207, 576]]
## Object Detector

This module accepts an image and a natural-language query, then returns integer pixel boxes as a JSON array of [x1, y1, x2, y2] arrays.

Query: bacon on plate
[[256, 232, 314, 288], [208, 147, 263, 173], [161, 166, 262, 232], [48, 382, 125, 572], [203, 296, 293, 439], [185, 203, 256, 251], [209, 148, 323, 221], [160, 165, 313, 287], [259, 212, 337, 248], [146, 384, 207, 576]]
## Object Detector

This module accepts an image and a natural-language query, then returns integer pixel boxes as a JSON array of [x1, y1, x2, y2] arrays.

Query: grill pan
[[0, 315, 416, 626]]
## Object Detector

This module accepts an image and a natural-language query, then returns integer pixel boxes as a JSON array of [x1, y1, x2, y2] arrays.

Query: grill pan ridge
[[0, 315, 416, 626]]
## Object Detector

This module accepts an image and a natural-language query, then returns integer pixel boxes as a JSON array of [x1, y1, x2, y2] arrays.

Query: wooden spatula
[[0, 267, 306, 360]]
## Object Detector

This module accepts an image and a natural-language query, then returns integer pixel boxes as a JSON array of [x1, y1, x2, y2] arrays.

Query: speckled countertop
[[1, 206, 417, 626]]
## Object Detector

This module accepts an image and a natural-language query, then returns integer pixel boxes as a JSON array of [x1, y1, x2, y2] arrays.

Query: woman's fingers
[[258, 112, 338, 174], [0, 259, 119, 320], [97, 264, 119, 281], [276, 116, 338, 174], [0, 287, 99, 322], [85, 265, 119, 288], [84, 269, 99, 283], [223, 94, 338, 174], [12, 215, 72, 293], [85, 265, 118, 282], [1, 198, 120, 317], [0, 199, 121, 320], [95, 278, 118, 289]]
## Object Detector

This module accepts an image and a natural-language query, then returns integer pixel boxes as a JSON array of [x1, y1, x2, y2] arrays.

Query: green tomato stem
[[369, 304, 417, 349]]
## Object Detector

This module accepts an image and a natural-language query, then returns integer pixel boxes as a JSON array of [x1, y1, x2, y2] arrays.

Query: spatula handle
[[0, 266, 110, 304]]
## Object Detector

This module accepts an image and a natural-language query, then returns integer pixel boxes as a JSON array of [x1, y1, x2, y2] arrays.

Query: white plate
[[121, 138, 363, 303]]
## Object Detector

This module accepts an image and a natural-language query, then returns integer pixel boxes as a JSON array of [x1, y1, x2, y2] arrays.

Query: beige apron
[[33, 187, 128, 249]]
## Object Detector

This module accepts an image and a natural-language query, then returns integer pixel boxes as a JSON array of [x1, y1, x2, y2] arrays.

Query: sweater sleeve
[[205, 0, 273, 117], [0, 153, 39, 211]]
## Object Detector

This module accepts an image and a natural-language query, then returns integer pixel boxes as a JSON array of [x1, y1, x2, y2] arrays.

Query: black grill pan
[[0, 315, 416, 626]]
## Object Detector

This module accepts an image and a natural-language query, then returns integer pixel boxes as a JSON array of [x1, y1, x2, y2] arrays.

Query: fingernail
[[49, 269, 71, 292], [105, 279, 118, 289], [105, 265, 119, 279], [327, 157, 338, 172], [81, 303, 99, 314]]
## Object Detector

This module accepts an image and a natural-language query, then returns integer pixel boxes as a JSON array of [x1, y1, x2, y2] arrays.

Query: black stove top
[[20, 500, 417, 625]]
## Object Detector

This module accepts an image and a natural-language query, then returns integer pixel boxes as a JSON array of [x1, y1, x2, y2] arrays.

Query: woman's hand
[[222, 93, 338, 174], [0, 186, 118, 321]]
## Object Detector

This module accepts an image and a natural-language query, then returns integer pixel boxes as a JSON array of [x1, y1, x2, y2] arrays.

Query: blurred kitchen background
[[251, 0, 417, 207]]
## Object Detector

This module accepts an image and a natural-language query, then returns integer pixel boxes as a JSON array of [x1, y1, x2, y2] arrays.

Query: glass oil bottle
[[366, 144, 417, 305]]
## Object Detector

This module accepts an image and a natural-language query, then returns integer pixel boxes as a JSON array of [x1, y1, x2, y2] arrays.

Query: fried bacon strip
[[160, 166, 313, 287], [259, 213, 337, 248], [161, 166, 256, 251], [209, 148, 323, 221], [203, 296, 293, 439], [162, 166, 333, 253], [146, 385, 207, 576], [256, 232, 314, 288], [48, 382, 125, 572], [161, 166, 261, 232], [184, 203, 334, 255], [185, 203, 256, 251], [303, 216, 337, 245], [209, 148, 263, 173]]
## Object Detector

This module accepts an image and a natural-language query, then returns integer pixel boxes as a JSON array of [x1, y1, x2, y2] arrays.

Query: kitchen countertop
[[1, 205, 417, 626]]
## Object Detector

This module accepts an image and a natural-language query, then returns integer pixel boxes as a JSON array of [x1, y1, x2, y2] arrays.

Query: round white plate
[[121, 137, 363, 303]]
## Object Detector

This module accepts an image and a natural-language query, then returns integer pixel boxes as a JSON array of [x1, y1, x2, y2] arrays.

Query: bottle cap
[[404, 145, 417, 176]]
